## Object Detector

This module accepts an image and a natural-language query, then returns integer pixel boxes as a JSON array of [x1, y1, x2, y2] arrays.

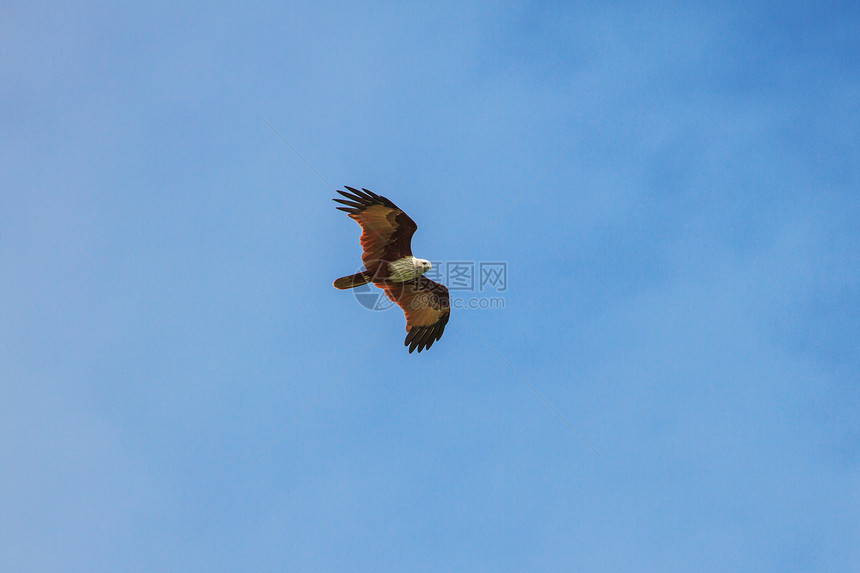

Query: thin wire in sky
[[257, 113, 396, 247], [468, 117, 599, 249], [256, 111, 335, 191], [470, 325, 606, 464], [256, 332, 384, 459]]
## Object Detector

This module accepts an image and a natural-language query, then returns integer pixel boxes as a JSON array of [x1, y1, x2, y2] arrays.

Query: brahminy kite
[[333, 187, 450, 353]]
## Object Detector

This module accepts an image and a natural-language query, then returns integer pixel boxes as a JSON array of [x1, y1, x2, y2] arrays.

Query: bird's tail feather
[[333, 272, 372, 290]]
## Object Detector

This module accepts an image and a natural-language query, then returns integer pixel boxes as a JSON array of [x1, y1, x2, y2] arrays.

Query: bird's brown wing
[[381, 276, 451, 353], [334, 187, 417, 277]]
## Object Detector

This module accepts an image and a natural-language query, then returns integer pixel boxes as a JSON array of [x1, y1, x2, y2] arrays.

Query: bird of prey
[[333, 187, 450, 353]]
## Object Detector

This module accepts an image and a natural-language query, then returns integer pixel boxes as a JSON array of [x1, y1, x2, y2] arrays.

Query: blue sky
[[2, 1, 858, 571]]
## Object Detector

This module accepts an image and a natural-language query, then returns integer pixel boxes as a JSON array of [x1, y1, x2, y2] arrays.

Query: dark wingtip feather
[[416, 328, 434, 351], [407, 330, 421, 353], [333, 198, 362, 208], [405, 329, 419, 346], [335, 187, 401, 214], [404, 325, 441, 353], [345, 186, 372, 200]]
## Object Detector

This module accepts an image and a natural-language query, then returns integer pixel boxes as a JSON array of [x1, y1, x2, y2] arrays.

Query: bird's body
[[333, 187, 450, 353], [331, 255, 430, 288], [386, 256, 433, 282]]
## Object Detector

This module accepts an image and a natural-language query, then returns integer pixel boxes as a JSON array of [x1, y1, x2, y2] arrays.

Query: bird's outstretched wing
[[381, 276, 451, 353], [333, 187, 417, 277]]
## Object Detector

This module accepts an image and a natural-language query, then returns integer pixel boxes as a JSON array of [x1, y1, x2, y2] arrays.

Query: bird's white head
[[413, 257, 432, 276]]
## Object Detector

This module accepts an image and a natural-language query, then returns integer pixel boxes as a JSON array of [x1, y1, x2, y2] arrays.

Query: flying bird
[[333, 187, 450, 353]]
